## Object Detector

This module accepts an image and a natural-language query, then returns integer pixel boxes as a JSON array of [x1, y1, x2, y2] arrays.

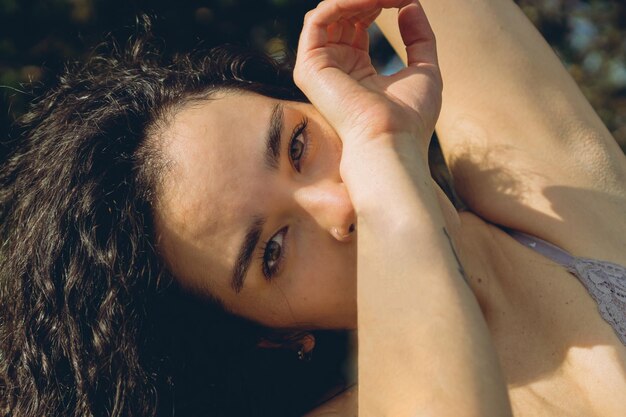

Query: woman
[[1, 1, 625, 417]]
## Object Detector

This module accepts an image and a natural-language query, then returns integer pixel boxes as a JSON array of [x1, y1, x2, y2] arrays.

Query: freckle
[[477, 278, 482, 283]]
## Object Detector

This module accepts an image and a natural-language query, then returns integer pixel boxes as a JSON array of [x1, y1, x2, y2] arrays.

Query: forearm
[[375, 0, 621, 159], [344, 137, 512, 417]]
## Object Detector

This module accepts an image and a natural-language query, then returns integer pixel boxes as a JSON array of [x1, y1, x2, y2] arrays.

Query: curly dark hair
[[0, 23, 350, 417]]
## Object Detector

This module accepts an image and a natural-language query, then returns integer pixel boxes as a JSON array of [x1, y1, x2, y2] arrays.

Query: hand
[[294, 0, 442, 148]]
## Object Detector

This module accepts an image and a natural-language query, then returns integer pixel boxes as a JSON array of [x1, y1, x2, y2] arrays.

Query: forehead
[[155, 92, 275, 293]]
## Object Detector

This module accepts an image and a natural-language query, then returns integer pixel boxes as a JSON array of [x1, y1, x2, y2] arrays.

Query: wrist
[[339, 132, 432, 217]]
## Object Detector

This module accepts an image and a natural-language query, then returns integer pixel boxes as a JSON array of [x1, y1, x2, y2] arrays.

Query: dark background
[[1, 0, 625, 161]]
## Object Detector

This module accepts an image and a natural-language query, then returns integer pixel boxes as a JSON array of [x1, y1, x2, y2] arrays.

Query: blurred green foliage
[[1, 0, 625, 161]]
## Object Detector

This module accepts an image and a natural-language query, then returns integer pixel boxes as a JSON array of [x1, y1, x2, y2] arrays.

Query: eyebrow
[[230, 102, 284, 293], [264, 102, 284, 171], [230, 216, 266, 294]]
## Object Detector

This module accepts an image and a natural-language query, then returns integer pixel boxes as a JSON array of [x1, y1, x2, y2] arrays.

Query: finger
[[398, 1, 438, 66], [295, 0, 389, 137], [323, 18, 367, 50], [327, 20, 343, 43], [338, 18, 356, 45], [352, 22, 370, 51], [357, 8, 383, 28], [299, 0, 412, 52]]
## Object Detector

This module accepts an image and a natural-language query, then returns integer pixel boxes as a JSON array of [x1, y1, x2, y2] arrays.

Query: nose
[[293, 180, 356, 243]]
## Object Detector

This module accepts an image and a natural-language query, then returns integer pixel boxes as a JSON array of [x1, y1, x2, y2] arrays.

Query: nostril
[[332, 225, 354, 241]]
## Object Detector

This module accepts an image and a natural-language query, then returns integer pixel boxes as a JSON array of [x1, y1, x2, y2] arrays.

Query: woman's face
[[155, 91, 357, 330]]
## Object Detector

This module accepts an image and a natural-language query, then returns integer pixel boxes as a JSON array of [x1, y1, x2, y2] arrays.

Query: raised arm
[[376, 0, 626, 261], [295, 1, 512, 416]]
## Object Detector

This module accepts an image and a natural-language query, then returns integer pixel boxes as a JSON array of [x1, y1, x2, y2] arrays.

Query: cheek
[[324, 125, 343, 161], [226, 289, 291, 328], [231, 243, 356, 329], [288, 243, 356, 309], [303, 113, 342, 175], [318, 122, 343, 171], [290, 264, 357, 329]]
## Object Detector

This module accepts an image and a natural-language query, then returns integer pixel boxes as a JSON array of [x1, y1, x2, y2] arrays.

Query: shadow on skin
[[159, 135, 626, 399], [446, 143, 626, 389]]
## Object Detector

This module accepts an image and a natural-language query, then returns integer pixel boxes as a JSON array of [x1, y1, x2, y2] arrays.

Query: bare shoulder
[[301, 386, 357, 417], [376, 2, 626, 265], [448, 119, 626, 267]]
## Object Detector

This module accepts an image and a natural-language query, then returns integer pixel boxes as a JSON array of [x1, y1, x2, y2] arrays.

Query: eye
[[289, 117, 309, 172], [258, 226, 289, 280]]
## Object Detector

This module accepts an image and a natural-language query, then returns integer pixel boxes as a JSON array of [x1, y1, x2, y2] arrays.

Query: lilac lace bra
[[506, 229, 626, 346]]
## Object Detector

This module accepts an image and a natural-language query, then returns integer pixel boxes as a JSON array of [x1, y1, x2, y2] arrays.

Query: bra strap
[[505, 229, 578, 271]]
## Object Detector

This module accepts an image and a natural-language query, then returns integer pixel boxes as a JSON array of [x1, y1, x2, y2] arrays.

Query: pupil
[[268, 241, 281, 262], [290, 139, 304, 160]]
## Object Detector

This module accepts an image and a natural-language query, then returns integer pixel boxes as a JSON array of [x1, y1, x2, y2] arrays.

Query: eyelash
[[289, 117, 310, 172], [258, 226, 289, 280], [258, 117, 310, 280]]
